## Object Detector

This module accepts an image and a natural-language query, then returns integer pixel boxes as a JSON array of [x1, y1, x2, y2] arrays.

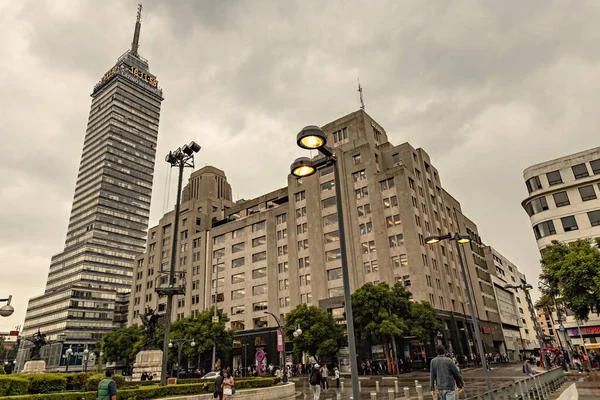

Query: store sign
[[277, 328, 284, 352], [482, 326, 492, 334]]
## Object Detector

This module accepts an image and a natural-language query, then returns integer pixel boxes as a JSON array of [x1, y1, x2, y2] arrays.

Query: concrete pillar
[[395, 380, 399, 393], [370, 392, 377, 400], [341, 380, 344, 390], [416, 385, 423, 400], [359, 381, 362, 392], [388, 388, 395, 400], [404, 386, 410, 399], [376, 381, 380, 391]]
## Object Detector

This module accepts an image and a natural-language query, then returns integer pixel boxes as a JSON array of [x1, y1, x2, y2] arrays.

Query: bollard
[[416, 385, 423, 400], [414, 379, 419, 388], [404, 386, 410, 399], [395, 380, 399, 393], [388, 388, 395, 400], [370, 392, 377, 400], [359, 381, 362, 392], [376, 381, 380, 392], [341, 380, 344, 390]]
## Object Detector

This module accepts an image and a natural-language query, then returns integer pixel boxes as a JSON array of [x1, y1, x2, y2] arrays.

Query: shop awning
[[583, 343, 600, 349]]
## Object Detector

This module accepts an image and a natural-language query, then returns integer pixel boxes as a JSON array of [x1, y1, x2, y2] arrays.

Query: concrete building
[[130, 109, 505, 369], [523, 147, 600, 350], [485, 246, 540, 360], [19, 7, 163, 371]]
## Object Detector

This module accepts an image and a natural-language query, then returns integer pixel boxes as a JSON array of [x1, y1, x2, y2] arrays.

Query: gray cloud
[[1, 0, 598, 329]]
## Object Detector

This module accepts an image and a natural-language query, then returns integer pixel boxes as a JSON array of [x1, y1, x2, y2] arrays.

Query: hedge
[[27, 376, 66, 395], [0, 377, 29, 396], [83, 374, 125, 392]]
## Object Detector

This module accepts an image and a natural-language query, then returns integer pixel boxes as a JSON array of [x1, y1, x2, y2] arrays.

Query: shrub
[[64, 373, 94, 391], [0, 392, 96, 400], [27, 375, 67, 394], [84, 373, 125, 392], [0, 366, 5, 375], [118, 383, 211, 400], [119, 381, 158, 389], [0, 376, 29, 396]]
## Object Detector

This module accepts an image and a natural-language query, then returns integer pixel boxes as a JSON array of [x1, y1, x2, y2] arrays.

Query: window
[[252, 221, 266, 232], [297, 223, 308, 234], [231, 228, 243, 239], [295, 191, 306, 202], [162, 237, 171, 246], [252, 236, 266, 247], [353, 154, 362, 164], [322, 197, 337, 209], [324, 231, 340, 243], [546, 170, 562, 186], [278, 279, 289, 290], [357, 204, 371, 217], [149, 243, 156, 252], [588, 210, 600, 227], [388, 233, 404, 247], [383, 196, 398, 208], [364, 260, 379, 273], [525, 197, 549, 216], [231, 289, 245, 300], [211, 277, 224, 288], [591, 159, 600, 175], [213, 234, 225, 245], [277, 245, 288, 256], [320, 165, 333, 176], [328, 287, 344, 297], [359, 222, 373, 235], [253, 284, 267, 295], [361, 240, 376, 254], [300, 274, 311, 286], [392, 153, 400, 164], [399, 254, 408, 266], [533, 220, 556, 239], [277, 229, 287, 240], [321, 181, 335, 192], [525, 176, 542, 193], [232, 242, 245, 253], [276, 214, 287, 224], [297, 239, 309, 251], [253, 267, 267, 279], [579, 185, 597, 201], [553, 191, 570, 207], [572, 163, 589, 179], [332, 127, 348, 143], [355, 187, 369, 199], [391, 255, 400, 268], [328, 268, 342, 280], [323, 213, 338, 226], [279, 297, 291, 308], [301, 293, 313, 304], [296, 206, 307, 218], [253, 301, 268, 312], [161, 250, 169, 259], [278, 262, 289, 273], [380, 178, 395, 191], [298, 256, 310, 268], [353, 170, 367, 182], [231, 321, 245, 331], [561, 216, 578, 232], [231, 273, 245, 284], [231, 305, 245, 315], [386, 214, 401, 227], [252, 251, 266, 262], [426, 275, 432, 287], [232, 257, 245, 268], [326, 248, 342, 262], [163, 224, 172, 234]]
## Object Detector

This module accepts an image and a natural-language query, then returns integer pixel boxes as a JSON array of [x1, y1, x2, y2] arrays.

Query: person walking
[[309, 364, 322, 400], [430, 345, 464, 400], [334, 367, 340, 388], [214, 370, 224, 400], [321, 364, 329, 391], [221, 370, 235, 399], [523, 359, 536, 377], [97, 370, 117, 400]]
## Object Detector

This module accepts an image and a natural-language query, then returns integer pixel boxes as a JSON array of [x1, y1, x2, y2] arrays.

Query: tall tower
[[20, 5, 163, 368]]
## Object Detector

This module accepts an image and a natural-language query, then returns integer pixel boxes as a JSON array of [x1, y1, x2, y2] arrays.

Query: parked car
[[201, 371, 220, 380]]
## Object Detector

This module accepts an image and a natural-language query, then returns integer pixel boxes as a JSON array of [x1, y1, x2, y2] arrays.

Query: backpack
[[309, 371, 319, 386]]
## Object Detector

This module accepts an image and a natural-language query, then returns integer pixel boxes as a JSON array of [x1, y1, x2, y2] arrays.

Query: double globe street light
[[168, 338, 196, 378], [424, 233, 494, 399], [290, 126, 360, 400]]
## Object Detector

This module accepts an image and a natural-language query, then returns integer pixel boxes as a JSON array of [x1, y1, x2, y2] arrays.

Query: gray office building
[[19, 7, 163, 370]]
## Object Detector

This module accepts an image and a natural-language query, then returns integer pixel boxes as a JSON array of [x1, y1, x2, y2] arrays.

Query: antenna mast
[[131, 4, 143, 56], [358, 78, 365, 110]]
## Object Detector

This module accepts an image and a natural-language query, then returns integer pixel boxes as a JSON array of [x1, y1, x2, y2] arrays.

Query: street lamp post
[[538, 281, 575, 370], [64, 346, 73, 372], [264, 311, 285, 368], [83, 346, 89, 372], [290, 126, 359, 400], [168, 339, 196, 378], [0, 296, 14, 318], [503, 284, 533, 361], [425, 233, 494, 398], [156, 141, 201, 386], [211, 255, 222, 372]]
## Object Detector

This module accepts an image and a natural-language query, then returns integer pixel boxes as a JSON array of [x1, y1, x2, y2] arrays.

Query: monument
[[132, 307, 163, 381], [21, 330, 47, 373]]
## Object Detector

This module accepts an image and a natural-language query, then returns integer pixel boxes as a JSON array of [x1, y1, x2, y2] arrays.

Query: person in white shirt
[[334, 367, 340, 388]]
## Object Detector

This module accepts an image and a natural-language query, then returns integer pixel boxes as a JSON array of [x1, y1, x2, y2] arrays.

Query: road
[[292, 363, 535, 399]]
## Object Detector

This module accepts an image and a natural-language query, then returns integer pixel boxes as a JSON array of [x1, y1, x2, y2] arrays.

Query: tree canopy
[[409, 300, 442, 342], [99, 325, 143, 365], [285, 304, 344, 361], [539, 238, 600, 321]]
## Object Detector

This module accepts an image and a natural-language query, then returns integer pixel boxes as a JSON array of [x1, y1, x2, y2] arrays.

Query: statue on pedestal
[[29, 329, 47, 361], [140, 307, 160, 350]]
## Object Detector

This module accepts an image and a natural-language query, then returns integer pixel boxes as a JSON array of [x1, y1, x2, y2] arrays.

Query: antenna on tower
[[131, 4, 143, 56], [358, 78, 365, 110]]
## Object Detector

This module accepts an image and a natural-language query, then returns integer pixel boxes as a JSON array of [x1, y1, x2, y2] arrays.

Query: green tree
[[285, 304, 344, 362], [351, 282, 411, 373], [99, 325, 143, 366], [409, 301, 443, 344], [540, 238, 600, 321], [170, 309, 234, 370]]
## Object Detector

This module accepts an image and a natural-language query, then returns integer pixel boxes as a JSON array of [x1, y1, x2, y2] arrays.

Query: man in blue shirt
[[430, 345, 464, 400]]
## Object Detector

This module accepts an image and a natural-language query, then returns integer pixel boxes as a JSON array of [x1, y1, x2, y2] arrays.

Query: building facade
[[130, 109, 506, 368], [19, 8, 163, 370]]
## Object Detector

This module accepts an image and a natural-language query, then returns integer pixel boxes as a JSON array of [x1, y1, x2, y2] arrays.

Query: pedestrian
[[97, 369, 117, 400], [321, 364, 329, 391], [523, 359, 535, 377], [430, 345, 464, 400], [221, 370, 235, 399], [141, 371, 148, 381], [310, 364, 322, 400], [334, 367, 340, 388], [214, 370, 224, 400]]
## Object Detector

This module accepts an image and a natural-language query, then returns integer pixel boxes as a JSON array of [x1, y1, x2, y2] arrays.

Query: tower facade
[[20, 7, 163, 369]]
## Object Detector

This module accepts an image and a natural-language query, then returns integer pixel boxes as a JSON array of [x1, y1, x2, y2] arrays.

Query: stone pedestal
[[22, 360, 46, 374], [132, 349, 163, 381]]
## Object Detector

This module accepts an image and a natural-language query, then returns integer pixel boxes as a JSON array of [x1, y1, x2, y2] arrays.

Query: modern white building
[[522, 147, 600, 252]]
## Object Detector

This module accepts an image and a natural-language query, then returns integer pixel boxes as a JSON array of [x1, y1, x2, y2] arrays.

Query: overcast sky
[[1, 0, 598, 331]]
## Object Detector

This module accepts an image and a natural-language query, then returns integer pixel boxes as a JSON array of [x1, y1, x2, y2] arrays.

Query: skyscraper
[[20, 6, 163, 370]]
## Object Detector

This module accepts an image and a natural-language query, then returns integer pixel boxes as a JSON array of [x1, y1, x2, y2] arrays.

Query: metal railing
[[466, 367, 566, 400]]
